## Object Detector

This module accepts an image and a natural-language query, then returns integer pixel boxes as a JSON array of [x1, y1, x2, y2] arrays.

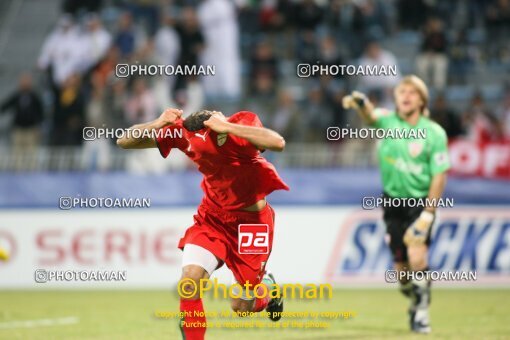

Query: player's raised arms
[[203, 111, 285, 152], [116, 108, 183, 149]]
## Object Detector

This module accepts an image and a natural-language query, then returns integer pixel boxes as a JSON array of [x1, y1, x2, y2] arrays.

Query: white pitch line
[[0, 316, 79, 330]]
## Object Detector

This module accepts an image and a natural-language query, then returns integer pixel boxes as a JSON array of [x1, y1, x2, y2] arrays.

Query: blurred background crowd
[[0, 0, 509, 172]]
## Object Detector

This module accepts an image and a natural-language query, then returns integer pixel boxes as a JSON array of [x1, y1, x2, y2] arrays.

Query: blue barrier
[[1, 169, 509, 208]]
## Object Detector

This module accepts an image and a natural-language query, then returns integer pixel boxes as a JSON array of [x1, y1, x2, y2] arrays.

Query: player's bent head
[[183, 110, 214, 131]]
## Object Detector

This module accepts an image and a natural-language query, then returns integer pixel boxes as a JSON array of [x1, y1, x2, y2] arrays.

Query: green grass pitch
[[1, 289, 509, 339]]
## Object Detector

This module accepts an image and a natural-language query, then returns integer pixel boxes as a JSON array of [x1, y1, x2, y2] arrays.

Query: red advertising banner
[[449, 139, 510, 179]]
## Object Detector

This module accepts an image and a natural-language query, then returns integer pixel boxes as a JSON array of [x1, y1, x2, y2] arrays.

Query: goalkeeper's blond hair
[[395, 75, 430, 117]]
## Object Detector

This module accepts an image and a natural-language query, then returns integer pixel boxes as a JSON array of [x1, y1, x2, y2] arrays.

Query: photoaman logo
[[238, 224, 269, 254], [177, 278, 333, 300]]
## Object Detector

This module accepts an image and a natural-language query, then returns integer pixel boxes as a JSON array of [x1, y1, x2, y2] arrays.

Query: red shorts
[[178, 201, 275, 286]]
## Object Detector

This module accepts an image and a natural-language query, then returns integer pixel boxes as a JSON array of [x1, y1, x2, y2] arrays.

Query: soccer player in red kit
[[117, 108, 289, 340]]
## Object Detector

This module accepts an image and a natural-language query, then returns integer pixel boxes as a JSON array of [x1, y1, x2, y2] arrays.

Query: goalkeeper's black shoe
[[264, 272, 284, 322]]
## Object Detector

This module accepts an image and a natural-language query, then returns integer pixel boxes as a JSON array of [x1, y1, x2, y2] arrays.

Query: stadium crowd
[[1, 0, 510, 170]]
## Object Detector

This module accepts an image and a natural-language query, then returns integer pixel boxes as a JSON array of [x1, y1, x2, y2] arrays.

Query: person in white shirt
[[82, 14, 112, 71], [197, 0, 241, 100], [357, 41, 401, 106], [154, 12, 181, 93], [38, 15, 88, 88]]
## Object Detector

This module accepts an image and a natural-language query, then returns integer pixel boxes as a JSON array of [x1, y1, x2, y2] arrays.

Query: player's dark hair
[[183, 110, 213, 131]]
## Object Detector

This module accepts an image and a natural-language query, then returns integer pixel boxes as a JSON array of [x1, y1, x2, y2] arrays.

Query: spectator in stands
[[259, 0, 295, 33], [114, 12, 138, 60], [125, 0, 160, 37], [449, 29, 475, 85], [495, 91, 510, 140], [271, 0, 297, 58], [82, 14, 112, 71], [243, 72, 277, 124], [330, 88, 348, 129], [52, 73, 86, 146], [0, 73, 44, 152], [325, 0, 343, 31], [271, 89, 299, 141], [92, 46, 120, 88], [296, 30, 318, 67], [485, 0, 510, 62], [154, 11, 181, 93], [317, 74, 346, 124], [294, 0, 322, 64], [357, 41, 400, 106], [397, 0, 429, 30], [259, 0, 280, 32], [105, 78, 129, 128], [294, 0, 323, 32], [198, 0, 241, 100], [351, 0, 388, 42], [133, 36, 158, 66], [467, 0, 489, 28], [236, 1, 259, 56], [124, 77, 158, 125], [122, 77, 163, 174], [318, 35, 345, 82], [174, 7, 205, 91], [303, 87, 333, 142], [462, 92, 504, 143], [431, 93, 464, 139], [174, 78, 205, 119], [62, 0, 102, 16], [159, 8, 207, 113], [416, 17, 449, 90], [154, 12, 181, 100], [249, 40, 279, 94], [17, 0, 510, 158], [82, 73, 111, 171], [325, 1, 364, 58], [38, 15, 86, 89]]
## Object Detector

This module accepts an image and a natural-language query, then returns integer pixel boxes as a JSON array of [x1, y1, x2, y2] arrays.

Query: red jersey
[[156, 111, 289, 210]]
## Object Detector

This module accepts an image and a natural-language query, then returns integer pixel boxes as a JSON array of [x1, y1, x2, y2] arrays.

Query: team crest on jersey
[[408, 141, 423, 158], [217, 133, 227, 146]]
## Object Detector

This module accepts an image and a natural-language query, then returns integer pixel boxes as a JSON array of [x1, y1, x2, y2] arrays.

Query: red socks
[[180, 298, 206, 340], [252, 284, 271, 312]]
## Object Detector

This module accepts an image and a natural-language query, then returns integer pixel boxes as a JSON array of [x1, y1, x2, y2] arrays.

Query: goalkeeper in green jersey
[[343, 75, 450, 334]]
